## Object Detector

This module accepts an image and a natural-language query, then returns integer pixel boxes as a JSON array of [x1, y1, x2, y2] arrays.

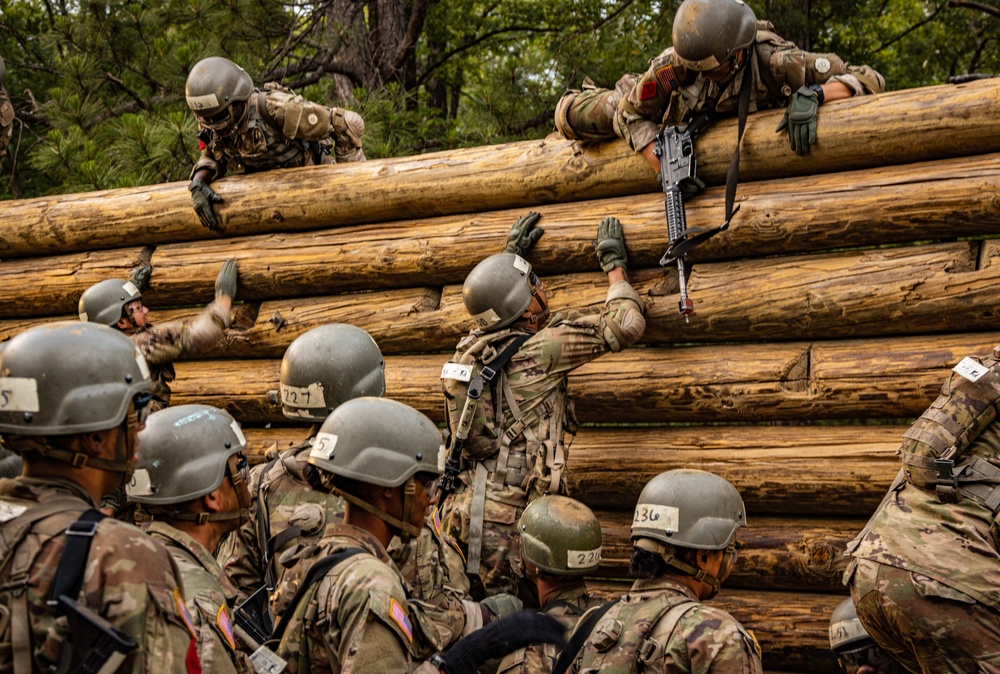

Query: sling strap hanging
[[550, 599, 620, 674]]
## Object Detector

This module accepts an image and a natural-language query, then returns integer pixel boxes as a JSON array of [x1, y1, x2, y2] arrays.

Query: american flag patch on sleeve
[[216, 604, 236, 650], [655, 65, 679, 92], [174, 587, 197, 638], [389, 598, 413, 643], [432, 507, 443, 536]]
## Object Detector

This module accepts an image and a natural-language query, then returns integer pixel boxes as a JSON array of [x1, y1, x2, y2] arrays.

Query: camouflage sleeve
[[191, 148, 225, 181], [765, 41, 885, 95], [187, 583, 242, 674], [264, 91, 335, 142], [615, 48, 695, 152], [497, 645, 552, 674], [0, 87, 14, 159], [657, 605, 763, 673], [525, 279, 645, 376], [85, 520, 200, 673], [132, 301, 230, 365]]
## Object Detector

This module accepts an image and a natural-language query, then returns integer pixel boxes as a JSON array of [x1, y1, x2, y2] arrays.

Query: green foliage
[[0, 0, 997, 199]]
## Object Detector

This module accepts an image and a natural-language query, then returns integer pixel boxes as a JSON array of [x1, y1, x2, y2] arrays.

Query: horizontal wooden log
[[241, 424, 899, 518], [171, 332, 1000, 426], [1, 80, 998, 259], [590, 583, 845, 673]]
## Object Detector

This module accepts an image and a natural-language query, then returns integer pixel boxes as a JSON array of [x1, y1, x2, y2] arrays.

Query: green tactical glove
[[189, 178, 224, 231], [504, 211, 544, 255], [481, 593, 523, 620], [594, 216, 628, 272], [215, 259, 238, 300], [775, 85, 820, 155], [127, 263, 152, 292]]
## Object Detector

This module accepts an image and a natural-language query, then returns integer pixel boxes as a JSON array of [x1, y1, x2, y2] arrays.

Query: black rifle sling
[[269, 547, 366, 643], [255, 455, 280, 589], [550, 599, 620, 674], [49, 509, 107, 610]]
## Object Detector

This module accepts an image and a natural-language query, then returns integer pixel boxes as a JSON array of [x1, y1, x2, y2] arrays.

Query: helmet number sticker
[[134, 348, 151, 380], [567, 547, 602, 569], [512, 255, 531, 274], [0, 377, 40, 413], [310, 432, 338, 460], [954, 357, 989, 383], [280, 382, 326, 409], [186, 93, 220, 110], [633, 503, 680, 533], [440, 363, 473, 382], [128, 468, 154, 497], [472, 308, 501, 329], [230, 419, 246, 447], [122, 281, 140, 296]]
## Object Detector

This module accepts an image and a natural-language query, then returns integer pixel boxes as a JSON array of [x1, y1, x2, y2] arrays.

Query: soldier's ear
[[203, 487, 224, 512]]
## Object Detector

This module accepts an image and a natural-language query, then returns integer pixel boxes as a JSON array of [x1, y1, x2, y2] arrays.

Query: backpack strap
[[268, 547, 366, 644], [48, 510, 106, 608], [551, 599, 619, 674]]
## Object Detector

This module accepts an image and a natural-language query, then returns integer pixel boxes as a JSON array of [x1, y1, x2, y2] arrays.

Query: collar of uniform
[[543, 583, 591, 613], [4, 475, 97, 508], [143, 520, 240, 597], [630, 576, 699, 600], [318, 522, 393, 565]]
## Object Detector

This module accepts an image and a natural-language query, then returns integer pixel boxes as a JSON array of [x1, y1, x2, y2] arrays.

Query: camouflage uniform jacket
[[568, 578, 762, 674], [144, 521, 246, 674], [191, 85, 364, 181], [270, 523, 418, 673], [0, 87, 13, 158], [439, 280, 645, 589], [123, 300, 231, 410], [497, 584, 593, 674], [218, 442, 477, 651], [616, 21, 886, 152], [0, 476, 199, 674], [846, 421, 1000, 611]]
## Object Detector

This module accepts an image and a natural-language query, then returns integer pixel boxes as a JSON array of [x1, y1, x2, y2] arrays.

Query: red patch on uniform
[[186, 638, 203, 674], [199, 139, 206, 151], [639, 80, 658, 101], [655, 65, 679, 92]]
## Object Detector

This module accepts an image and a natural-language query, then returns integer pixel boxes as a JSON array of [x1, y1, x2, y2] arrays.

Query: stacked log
[[3, 78, 1000, 672]]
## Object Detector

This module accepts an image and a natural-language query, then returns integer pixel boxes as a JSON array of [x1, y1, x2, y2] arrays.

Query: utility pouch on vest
[[898, 348, 1000, 507]]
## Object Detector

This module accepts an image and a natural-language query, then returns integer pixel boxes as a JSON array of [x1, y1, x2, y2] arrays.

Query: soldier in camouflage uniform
[[496, 496, 602, 674], [439, 212, 646, 596], [128, 405, 255, 673], [185, 56, 365, 231], [0, 57, 14, 159], [218, 324, 510, 652], [828, 597, 900, 674], [845, 346, 1000, 671], [565, 469, 761, 674], [0, 322, 200, 673], [555, 0, 884, 160]]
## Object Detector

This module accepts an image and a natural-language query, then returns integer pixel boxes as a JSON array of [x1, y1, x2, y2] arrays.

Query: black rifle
[[54, 595, 137, 674], [232, 586, 272, 648], [654, 112, 738, 321]]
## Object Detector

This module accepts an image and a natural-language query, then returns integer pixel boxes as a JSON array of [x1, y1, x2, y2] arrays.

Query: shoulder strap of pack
[[0, 496, 91, 577], [543, 599, 586, 617], [551, 599, 620, 674], [255, 455, 282, 590], [49, 509, 106, 609], [268, 547, 366, 643]]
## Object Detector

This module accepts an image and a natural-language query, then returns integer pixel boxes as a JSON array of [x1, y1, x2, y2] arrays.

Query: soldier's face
[[120, 300, 149, 328]]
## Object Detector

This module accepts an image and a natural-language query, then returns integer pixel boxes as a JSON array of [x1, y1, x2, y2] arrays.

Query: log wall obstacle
[[3, 79, 1000, 672]]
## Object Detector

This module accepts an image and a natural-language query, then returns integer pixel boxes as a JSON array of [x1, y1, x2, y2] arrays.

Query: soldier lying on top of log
[[184, 57, 367, 232], [554, 0, 884, 163], [438, 212, 646, 597]]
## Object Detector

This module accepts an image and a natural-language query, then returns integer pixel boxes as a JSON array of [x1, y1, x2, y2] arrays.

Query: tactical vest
[[441, 327, 572, 494], [0, 495, 92, 674], [898, 347, 1000, 512], [576, 593, 697, 673]]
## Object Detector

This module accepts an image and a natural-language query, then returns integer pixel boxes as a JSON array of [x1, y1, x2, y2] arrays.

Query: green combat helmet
[[672, 0, 757, 72], [631, 469, 746, 596], [127, 404, 250, 524], [185, 56, 254, 130], [78, 279, 142, 326], [0, 321, 152, 475], [462, 253, 535, 332], [279, 324, 385, 421], [306, 397, 443, 540], [520, 495, 603, 576]]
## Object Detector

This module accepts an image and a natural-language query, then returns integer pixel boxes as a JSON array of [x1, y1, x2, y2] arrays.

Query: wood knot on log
[[269, 210, 284, 222]]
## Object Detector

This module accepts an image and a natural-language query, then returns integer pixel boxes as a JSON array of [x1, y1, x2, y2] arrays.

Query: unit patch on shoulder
[[432, 506, 443, 537], [216, 605, 236, 650], [174, 587, 197, 638], [639, 80, 658, 101], [389, 597, 413, 643], [655, 65, 679, 93]]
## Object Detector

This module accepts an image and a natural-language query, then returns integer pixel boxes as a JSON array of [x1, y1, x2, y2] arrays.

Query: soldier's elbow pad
[[331, 108, 365, 148]]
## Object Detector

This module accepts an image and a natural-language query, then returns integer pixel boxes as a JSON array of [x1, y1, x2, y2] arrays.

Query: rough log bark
[[1, 80, 998, 258], [170, 332, 1000, 425], [240, 424, 900, 517], [589, 583, 845, 673]]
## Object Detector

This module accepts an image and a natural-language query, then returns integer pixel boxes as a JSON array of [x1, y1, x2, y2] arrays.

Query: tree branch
[[950, 0, 1000, 19], [416, 25, 560, 88], [390, 0, 432, 72], [873, 3, 947, 53]]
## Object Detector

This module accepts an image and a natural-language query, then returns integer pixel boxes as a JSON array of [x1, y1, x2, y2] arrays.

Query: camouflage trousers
[[553, 74, 638, 142], [439, 478, 526, 597], [849, 558, 1000, 673]]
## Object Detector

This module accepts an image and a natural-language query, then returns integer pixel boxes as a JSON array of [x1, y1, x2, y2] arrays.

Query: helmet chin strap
[[317, 471, 422, 541], [635, 538, 723, 599], [152, 453, 252, 525]]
